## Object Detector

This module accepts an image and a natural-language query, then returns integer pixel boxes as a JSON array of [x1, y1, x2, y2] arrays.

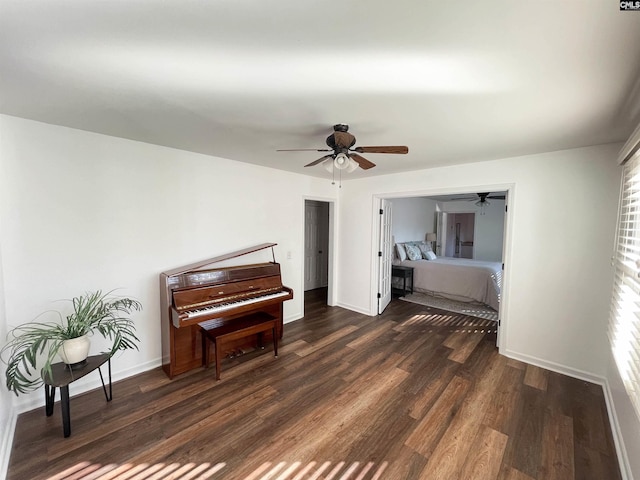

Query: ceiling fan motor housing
[[326, 130, 356, 151]]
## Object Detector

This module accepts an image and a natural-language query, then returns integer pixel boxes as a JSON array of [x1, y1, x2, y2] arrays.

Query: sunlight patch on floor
[[45, 460, 388, 479], [402, 313, 495, 333], [46, 461, 226, 479]]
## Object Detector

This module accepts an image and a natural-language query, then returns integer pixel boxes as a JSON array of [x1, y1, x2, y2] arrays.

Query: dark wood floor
[[8, 289, 621, 480]]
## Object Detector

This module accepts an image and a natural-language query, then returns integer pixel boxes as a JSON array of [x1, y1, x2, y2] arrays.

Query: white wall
[[338, 144, 620, 379], [0, 216, 17, 480], [438, 199, 506, 261], [389, 197, 437, 243], [0, 115, 337, 415]]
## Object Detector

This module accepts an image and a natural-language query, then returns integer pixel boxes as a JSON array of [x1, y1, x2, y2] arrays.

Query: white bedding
[[394, 257, 502, 310]]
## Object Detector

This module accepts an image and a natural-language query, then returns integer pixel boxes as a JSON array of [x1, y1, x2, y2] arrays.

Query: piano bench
[[199, 312, 278, 381]]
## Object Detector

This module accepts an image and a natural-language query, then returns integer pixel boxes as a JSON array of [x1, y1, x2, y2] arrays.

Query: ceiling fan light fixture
[[475, 199, 490, 215], [345, 158, 359, 173], [334, 152, 350, 170], [323, 154, 359, 174]]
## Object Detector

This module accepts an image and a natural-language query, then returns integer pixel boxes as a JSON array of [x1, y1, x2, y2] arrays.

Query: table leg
[[60, 386, 71, 438], [45, 385, 56, 417], [98, 358, 113, 402]]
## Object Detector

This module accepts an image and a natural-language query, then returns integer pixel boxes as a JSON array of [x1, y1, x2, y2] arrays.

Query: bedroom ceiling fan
[[277, 124, 409, 174], [472, 192, 506, 203], [468, 192, 506, 214]]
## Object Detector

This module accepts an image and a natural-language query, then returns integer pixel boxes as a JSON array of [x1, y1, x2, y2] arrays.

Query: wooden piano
[[160, 243, 293, 379]]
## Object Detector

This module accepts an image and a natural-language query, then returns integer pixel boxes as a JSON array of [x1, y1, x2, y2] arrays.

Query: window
[[609, 146, 640, 418]]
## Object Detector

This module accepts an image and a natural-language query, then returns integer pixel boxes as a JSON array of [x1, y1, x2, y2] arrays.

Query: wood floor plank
[[539, 411, 574, 480], [419, 351, 508, 479], [445, 331, 486, 363], [294, 325, 360, 357], [6, 290, 622, 480], [501, 385, 546, 479], [405, 375, 470, 456], [482, 364, 525, 435], [523, 364, 548, 391], [498, 466, 537, 480], [459, 425, 508, 480]]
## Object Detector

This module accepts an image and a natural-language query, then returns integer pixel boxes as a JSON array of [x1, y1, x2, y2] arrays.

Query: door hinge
[[378, 251, 382, 257], [498, 319, 501, 326], [502, 263, 504, 270], [377, 292, 381, 298], [505, 205, 508, 212], [379, 208, 383, 214]]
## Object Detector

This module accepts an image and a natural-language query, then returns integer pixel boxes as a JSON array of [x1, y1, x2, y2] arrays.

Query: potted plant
[[0, 290, 142, 395]]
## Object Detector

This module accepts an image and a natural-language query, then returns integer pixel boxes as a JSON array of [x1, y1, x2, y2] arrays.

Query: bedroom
[[387, 193, 506, 317], [2, 1, 640, 479]]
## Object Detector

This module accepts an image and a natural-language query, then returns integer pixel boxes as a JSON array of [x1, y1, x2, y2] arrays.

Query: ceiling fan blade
[[488, 195, 506, 200], [354, 146, 408, 154], [304, 155, 333, 167], [350, 153, 376, 170], [277, 148, 333, 152]]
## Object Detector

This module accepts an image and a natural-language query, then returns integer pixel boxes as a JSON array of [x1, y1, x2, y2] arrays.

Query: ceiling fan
[[277, 123, 409, 172], [472, 192, 506, 204]]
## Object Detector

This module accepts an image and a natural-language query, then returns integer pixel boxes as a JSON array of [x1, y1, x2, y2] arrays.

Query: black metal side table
[[42, 353, 112, 437], [392, 265, 414, 296]]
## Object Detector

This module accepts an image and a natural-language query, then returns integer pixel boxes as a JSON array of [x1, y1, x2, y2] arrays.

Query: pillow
[[395, 243, 407, 261], [418, 241, 432, 258], [424, 251, 437, 261], [404, 243, 422, 261]]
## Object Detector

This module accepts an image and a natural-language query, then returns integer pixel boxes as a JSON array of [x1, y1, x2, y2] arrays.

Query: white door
[[304, 201, 328, 291], [378, 199, 393, 314], [436, 211, 447, 256]]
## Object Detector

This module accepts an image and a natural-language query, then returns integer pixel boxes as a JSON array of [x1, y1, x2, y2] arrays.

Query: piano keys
[[160, 243, 293, 378]]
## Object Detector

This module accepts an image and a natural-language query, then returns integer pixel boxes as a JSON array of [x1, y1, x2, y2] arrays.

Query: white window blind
[[609, 150, 640, 418]]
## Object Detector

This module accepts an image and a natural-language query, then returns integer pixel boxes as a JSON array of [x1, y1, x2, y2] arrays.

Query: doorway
[[304, 200, 330, 297], [377, 187, 511, 350], [445, 213, 475, 258]]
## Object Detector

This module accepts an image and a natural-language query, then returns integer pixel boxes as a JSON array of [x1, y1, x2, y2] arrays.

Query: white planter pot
[[58, 334, 91, 365]]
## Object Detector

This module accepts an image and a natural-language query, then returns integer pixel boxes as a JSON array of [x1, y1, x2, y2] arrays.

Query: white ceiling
[[1, 1, 640, 180]]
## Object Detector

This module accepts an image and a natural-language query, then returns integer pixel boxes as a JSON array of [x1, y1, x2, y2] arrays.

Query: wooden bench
[[199, 312, 278, 380]]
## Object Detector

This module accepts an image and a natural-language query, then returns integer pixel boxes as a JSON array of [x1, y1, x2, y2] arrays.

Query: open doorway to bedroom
[[378, 189, 510, 348]]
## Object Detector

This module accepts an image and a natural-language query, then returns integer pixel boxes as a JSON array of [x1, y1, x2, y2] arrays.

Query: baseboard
[[501, 349, 605, 385], [601, 380, 633, 480], [0, 407, 18, 480], [15, 357, 162, 414], [335, 301, 373, 316]]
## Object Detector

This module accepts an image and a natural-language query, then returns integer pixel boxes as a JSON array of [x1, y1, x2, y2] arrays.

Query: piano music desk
[[199, 312, 278, 380]]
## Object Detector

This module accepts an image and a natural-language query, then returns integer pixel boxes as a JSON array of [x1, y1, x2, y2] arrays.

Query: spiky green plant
[[0, 290, 142, 395]]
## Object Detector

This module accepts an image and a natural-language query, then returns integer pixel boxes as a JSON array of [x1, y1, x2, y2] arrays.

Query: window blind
[[609, 150, 640, 419]]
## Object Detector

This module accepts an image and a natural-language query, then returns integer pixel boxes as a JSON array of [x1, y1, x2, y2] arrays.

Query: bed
[[393, 242, 502, 311]]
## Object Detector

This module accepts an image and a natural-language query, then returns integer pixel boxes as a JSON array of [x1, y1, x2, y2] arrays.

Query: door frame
[[372, 183, 514, 352], [302, 197, 337, 313]]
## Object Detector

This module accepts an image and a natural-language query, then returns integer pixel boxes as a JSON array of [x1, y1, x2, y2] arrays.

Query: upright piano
[[160, 243, 293, 378]]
